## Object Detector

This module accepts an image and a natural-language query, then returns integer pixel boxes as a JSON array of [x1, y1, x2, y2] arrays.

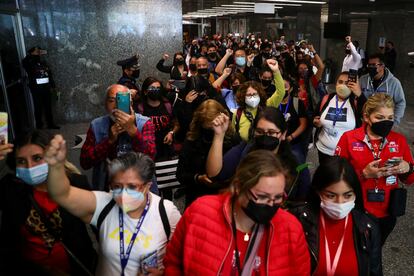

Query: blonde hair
[[363, 93, 394, 116], [231, 150, 287, 196], [187, 99, 234, 141]]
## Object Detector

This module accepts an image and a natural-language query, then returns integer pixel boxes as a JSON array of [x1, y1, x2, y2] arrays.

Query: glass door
[[0, 12, 34, 141]]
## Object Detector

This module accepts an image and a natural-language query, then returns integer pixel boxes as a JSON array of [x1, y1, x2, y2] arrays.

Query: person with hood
[[341, 36, 362, 72], [359, 53, 405, 124]]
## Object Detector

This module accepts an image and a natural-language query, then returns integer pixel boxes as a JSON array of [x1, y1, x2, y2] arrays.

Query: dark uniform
[[116, 54, 141, 92], [22, 47, 59, 129]]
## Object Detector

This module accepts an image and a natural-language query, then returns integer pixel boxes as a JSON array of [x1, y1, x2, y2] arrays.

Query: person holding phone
[[335, 93, 414, 245], [80, 84, 156, 191], [314, 71, 366, 164]]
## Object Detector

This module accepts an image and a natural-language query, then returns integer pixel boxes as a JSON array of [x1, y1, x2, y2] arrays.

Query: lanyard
[[119, 196, 150, 276], [320, 214, 349, 276], [230, 198, 259, 275], [366, 134, 386, 160], [279, 96, 290, 116], [332, 96, 348, 127]]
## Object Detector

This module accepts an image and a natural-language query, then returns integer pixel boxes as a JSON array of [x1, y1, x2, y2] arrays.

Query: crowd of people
[[0, 32, 411, 275]]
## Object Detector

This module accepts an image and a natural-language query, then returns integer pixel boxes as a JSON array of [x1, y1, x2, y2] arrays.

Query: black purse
[[388, 186, 407, 217]]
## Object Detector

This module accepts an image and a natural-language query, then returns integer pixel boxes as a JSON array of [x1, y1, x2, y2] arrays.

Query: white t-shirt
[[316, 96, 356, 155], [91, 191, 181, 276]]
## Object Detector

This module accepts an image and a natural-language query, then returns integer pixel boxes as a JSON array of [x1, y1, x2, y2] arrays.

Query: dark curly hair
[[236, 81, 267, 110]]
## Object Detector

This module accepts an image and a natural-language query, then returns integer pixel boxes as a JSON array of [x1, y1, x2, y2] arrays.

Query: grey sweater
[[359, 68, 405, 124]]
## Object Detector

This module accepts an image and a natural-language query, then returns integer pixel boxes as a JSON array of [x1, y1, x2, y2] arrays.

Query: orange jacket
[[164, 193, 310, 275]]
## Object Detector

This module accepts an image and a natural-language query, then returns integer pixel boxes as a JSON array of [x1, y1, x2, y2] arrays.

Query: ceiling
[[182, 0, 414, 18]]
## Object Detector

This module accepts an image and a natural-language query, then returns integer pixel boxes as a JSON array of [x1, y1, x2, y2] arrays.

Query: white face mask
[[245, 95, 260, 108], [112, 188, 145, 213], [320, 199, 355, 220], [336, 84, 352, 99]]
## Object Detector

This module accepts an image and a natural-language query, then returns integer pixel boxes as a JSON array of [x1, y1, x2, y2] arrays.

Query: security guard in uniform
[[116, 54, 141, 98], [22, 46, 60, 129]]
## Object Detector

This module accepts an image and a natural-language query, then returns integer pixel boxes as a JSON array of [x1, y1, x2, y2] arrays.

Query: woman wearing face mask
[[336, 93, 414, 245], [45, 135, 181, 276], [212, 69, 246, 114], [206, 107, 301, 201], [232, 59, 286, 142], [156, 52, 188, 80], [137, 77, 179, 161], [0, 130, 96, 275], [176, 99, 239, 208], [290, 157, 382, 276], [165, 150, 310, 275], [314, 72, 366, 164]]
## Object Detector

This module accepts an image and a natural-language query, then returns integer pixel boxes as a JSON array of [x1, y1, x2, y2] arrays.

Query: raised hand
[[266, 59, 279, 72], [163, 53, 170, 60], [212, 112, 229, 137], [44, 135, 67, 167], [0, 143, 13, 160], [223, 67, 232, 77], [226, 48, 234, 57]]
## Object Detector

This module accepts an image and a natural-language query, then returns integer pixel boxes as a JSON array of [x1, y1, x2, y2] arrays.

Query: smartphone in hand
[[385, 157, 402, 167], [348, 69, 358, 83], [116, 91, 131, 114], [0, 112, 8, 145]]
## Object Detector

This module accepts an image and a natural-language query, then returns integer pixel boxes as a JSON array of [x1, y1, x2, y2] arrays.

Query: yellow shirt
[[232, 70, 285, 142]]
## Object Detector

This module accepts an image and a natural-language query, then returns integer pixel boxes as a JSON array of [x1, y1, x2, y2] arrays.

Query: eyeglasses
[[254, 128, 281, 137], [367, 63, 383, 68], [111, 184, 145, 195], [246, 94, 259, 99], [248, 190, 285, 205]]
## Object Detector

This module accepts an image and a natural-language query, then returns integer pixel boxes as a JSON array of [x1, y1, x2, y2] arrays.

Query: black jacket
[[0, 173, 96, 275], [289, 204, 383, 276]]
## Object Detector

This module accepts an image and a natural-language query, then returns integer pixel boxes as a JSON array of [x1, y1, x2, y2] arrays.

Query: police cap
[[116, 54, 140, 70]]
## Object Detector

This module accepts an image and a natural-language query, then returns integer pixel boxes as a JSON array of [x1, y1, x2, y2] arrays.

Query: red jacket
[[164, 193, 310, 275], [336, 126, 414, 218]]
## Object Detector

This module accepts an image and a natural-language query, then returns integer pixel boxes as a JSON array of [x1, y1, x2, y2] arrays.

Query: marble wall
[[18, 0, 183, 123]]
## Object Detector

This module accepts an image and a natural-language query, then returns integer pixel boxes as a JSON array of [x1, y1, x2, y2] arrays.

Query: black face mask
[[146, 88, 161, 101], [131, 69, 140, 79], [208, 52, 217, 58], [261, 79, 272, 87], [175, 59, 185, 66], [299, 70, 308, 79], [254, 135, 280, 151], [197, 68, 208, 76], [242, 199, 279, 224], [189, 64, 197, 71], [371, 120, 393, 138], [200, 128, 215, 142], [262, 52, 272, 59], [368, 67, 378, 79]]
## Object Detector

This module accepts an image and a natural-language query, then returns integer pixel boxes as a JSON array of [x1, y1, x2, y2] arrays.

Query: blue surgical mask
[[16, 163, 49, 186], [235, 56, 246, 67]]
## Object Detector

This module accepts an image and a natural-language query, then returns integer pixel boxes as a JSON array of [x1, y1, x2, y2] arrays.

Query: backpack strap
[[158, 198, 171, 241], [293, 97, 299, 114], [164, 101, 173, 115], [319, 94, 330, 113], [97, 199, 116, 233], [235, 108, 243, 134]]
